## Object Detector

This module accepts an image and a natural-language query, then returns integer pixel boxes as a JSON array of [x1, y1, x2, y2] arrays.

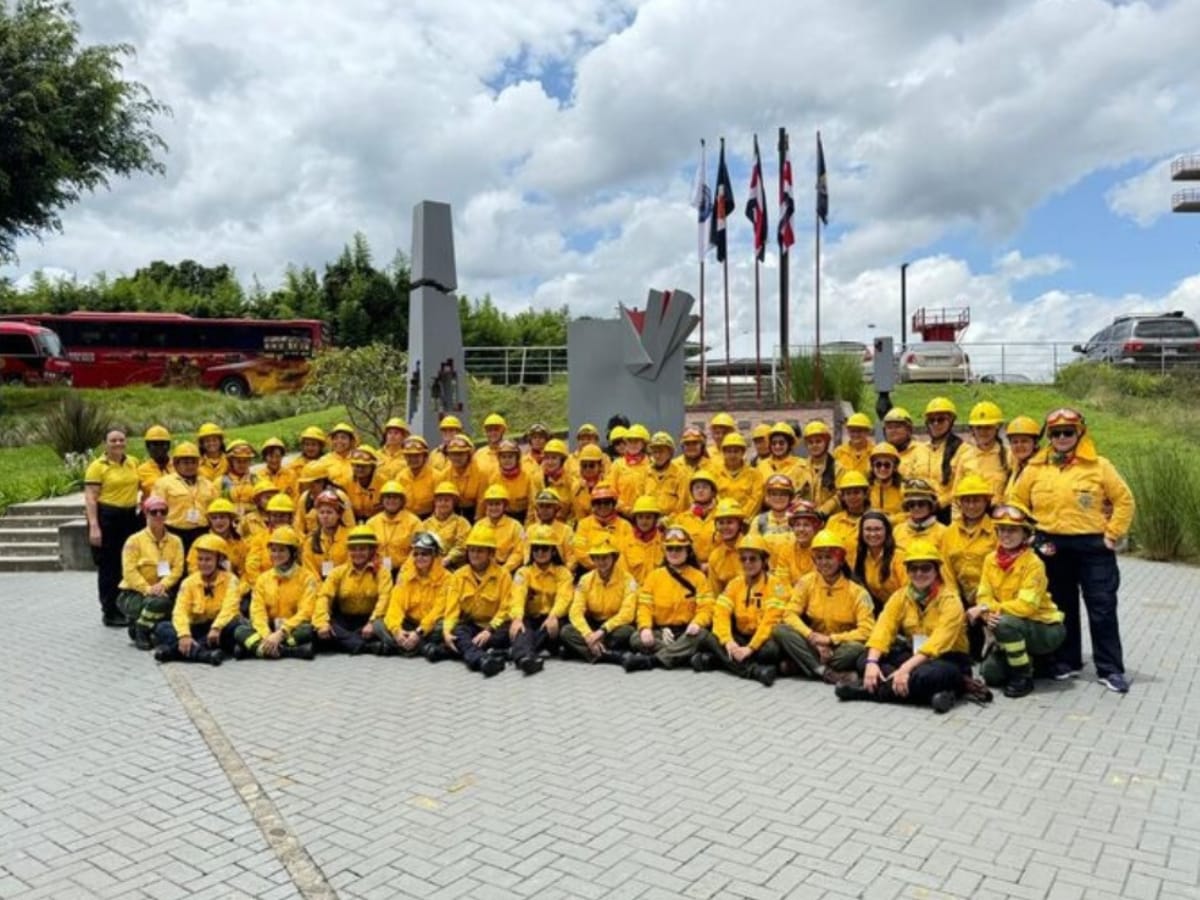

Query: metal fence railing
[[463, 345, 568, 385]]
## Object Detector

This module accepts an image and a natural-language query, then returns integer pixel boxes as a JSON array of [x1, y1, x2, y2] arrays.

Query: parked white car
[[898, 342, 971, 383]]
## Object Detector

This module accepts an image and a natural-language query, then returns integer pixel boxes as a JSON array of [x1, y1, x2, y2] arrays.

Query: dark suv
[[1074, 311, 1200, 371]]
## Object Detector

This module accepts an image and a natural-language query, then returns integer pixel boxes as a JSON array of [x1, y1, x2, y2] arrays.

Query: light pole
[[900, 262, 909, 349]]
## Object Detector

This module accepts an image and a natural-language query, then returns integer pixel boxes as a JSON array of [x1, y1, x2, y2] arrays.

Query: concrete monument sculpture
[[567, 289, 699, 441], [406, 201, 468, 440]]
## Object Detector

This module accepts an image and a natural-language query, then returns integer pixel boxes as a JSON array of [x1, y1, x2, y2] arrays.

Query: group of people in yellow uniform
[[85, 396, 1135, 711]]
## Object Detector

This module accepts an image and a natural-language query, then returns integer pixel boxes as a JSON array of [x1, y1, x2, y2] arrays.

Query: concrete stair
[[0, 497, 87, 572]]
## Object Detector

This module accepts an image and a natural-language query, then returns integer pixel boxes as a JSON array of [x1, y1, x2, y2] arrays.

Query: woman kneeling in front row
[[234, 526, 318, 660], [836, 540, 970, 713], [154, 534, 241, 665], [622, 528, 712, 672]]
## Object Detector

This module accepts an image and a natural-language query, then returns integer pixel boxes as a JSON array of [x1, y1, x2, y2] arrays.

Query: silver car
[[898, 342, 971, 383]]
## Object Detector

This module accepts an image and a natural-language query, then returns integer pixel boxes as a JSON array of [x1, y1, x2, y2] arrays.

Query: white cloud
[[1105, 157, 1176, 226]]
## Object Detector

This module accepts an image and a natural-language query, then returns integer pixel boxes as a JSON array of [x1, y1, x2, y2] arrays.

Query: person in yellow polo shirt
[[153, 534, 240, 665], [85, 428, 142, 626], [377, 533, 449, 658], [117, 496, 184, 649], [186, 498, 246, 580], [421, 482, 471, 569], [321, 422, 359, 490], [221, 440, 257, 518], [882, 408, 932, 483], [152, 442, 219, 557], [284, 426, 328, 496], [377, 416, 411, 482], [851, 511, 908, 612], [572, 484, 632, 573], [508, 525, 574, 675], [833, 412, 874, 476], [302, 491, 351, 579], [716, 433, 765, 516], [137, 425, 173, 499], [561, 540, 638, 665], [398, 436, 438, 518], [440, 523, 514, 677], [941, 474, 997, 660], [622, 528, 713, 672], [313, 526, 392, 654], [233, 526, 318, 660], [196, 422, 228, 482], [344, 446, 385, 523], [366, 481, 422, 575], [256, 437, 295, 499]]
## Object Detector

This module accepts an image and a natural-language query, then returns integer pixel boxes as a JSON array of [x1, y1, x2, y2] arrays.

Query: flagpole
[[778, 126, 790, 402], [814, 130, 823, 402], [699, 139, 707, 402], [754, 252, 761, 402], [721, 137, 732, 406]]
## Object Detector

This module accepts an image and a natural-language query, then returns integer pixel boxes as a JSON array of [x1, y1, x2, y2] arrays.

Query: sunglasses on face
[[146, 509, 167, 517], [906, 563, 936, 575], [738, 554, 764, 564], [926, 415, 952, 424], [1048, 428, 1077, 439]]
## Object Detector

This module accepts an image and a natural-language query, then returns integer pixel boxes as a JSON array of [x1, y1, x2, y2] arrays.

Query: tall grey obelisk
[[405, 201, 468, 441]]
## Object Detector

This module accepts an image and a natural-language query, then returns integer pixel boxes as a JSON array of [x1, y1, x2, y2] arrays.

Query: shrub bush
[[1123, 447, 1200, 561], [40, 394, 112, 456], [789, 352, 865, 405]]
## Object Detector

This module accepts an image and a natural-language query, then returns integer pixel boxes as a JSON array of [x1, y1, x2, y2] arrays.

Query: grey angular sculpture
[[568, 289, 699, 441], [406, 201, 468, 441]]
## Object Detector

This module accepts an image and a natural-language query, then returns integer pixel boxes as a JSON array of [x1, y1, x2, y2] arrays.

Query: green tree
[[304, 343, 409, 442], [0, 0, 169, 262]]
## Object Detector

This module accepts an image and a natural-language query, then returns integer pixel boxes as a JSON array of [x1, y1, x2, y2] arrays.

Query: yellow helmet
[[192, 533, 229, 557], [882, 407, 913, 425], [447, 434, 475, 452], [662, 527, 693, 548], [736, 533, 771, 556], [226, 440, 255, 459], [267, 526, 301, 550], [714, 498, 745, 520], [575, 423, 600, 438], [902, 479, 938, 504], [845, 412, 872, 430], [578, 444, 606, 461], [266, 494, 296, 514], [904, 540, 943, 566], [483, 413, 508, 429], [438, 415, 463, 430], [330, 423, 357, 441], [608, 425, 628, 443], [631, 496, 661, 516], [197, 422, 224, 440], [1005, 415, 1041, 438], [923, 397, 958, 418], [535, 488, 563, 506], [346, 525, 378, 546], [206, 498, 238, 516], [721, 433, 748, 450], [260, 437, 286, 454], [143, 425, 171, 442], [433, 481, 460, 498], [380, 480, 407, 497], [482, 484, 509, 504], [751, 423, 772, 441], [544, 438, 570, 457], [384, 416, 410, 433], [252, 479, 279, 498], [954, 474, 994, 498], [527, 422, 550, 437], [497, 438, 520, 455], [680, 425, 706, 444], [402, 436, 430, 454], [589, 483, 618, 502], [811, 529, 846, 552], [869, 442, 901, 461], [968, 401, 1004, 427], [765, 473, 795, 494], [1044, 407, 1086, 435], [689, 469, 719, 489], [172, 441, 200, 460], [625, 424, 650, 443], [787, 500, 822, 522], [527, 524, 558, 547], [648, 431, 675, 450], [991, 501, 1037, 530], [710, 412, 736, 430], [769, 421, 796, 442], [298, 425, 328, 444], [465, 523, 498, 549], [298, 460, 327, 483], [836, 470, 870, 491], [803, 421, 832, 440], [588, 539, 620, 557]]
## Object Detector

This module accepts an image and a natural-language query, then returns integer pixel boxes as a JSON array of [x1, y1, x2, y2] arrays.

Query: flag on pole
[[778, 137, 795, 253], [690, 141, 711, 262], [709, 140, 735, 263], [816, 132, 829, 225], [745, 135, 768, 262]]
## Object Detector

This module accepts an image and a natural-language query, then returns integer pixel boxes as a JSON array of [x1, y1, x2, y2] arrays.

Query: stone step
[[0, 541, 59, 558], [0, 555, 62, 572], [5, 499, 86, 518], [0, 513, 86, 529], [0, 527, 59, 544]]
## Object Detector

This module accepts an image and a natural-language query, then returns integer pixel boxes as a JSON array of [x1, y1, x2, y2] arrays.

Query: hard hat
[[663, 527, 693, 548], [845, 412, 873, 430], [314, 490, 344, 508], [260, 437, 286, 454], [714, 498, 745, 520], [447, 435, 475, 452], [172, 441, 200, 460], [680, 426, 706, 443], [1005, 415, 1041, 438], [143, 425, 171, 442], [631, 496, 661, 516], [811, 530, 846, 552], [497, 439, 520, 454], [482, 484, 510, 503], [298, 460, 327, 483], [736, 533, 771, 556], [836, 470, 870, 491], [266, 494, 296, 514], [298, 426, 328, 444], [904, 540, 943, 566], [901, 479, 938, 504], [535, 488, 562, 506], [267, 526, 301, 550], [769, 421, 797, 442], [402, 436, 429, 454], [968, 401, 1004, 427], [1044, 408, 1086, 433], [206, 498, 237, 516], [751, 423, 772, 441], [608, 425, 628, 443], [225, 440, 255, 459], [588, 539, 620, 557], [882, 407, 913, 425], [648, 431, 675, 450], [923, 397, 958, 418], [625, 424, 650, 443], [380, 480, 407, 497], [483, 413, 508, 429], [721, 433, 748, 450], [465, 523, 498, 549], [197, 423, 224, 440], [578, 444, 606, 462], [384, 417, 410, 432], [803, 421, 832, 440], [544, 439, 569, 457], [575, 423, 600, 437], [787, 500, 823, 521], [349, 446, 379, 464], [991, 501, 1037, 530], [689, 469, 719, 489], [346, 525, 378, 546], [589, 483, 618, 502], [433, 481, 460, 498], [330, 422, 357, 438], [527, 423, 550, 437], [954, 474, 994, 498], [869, 442, 901, 461], [252, 479, 279, 498], [438, 415, 463, 430], [710, 412, 736, 430], [192, 534, 230, 557], [411, 532, 443, 554], [142, 495, 168, 513], [765, 474, 796, 493], [527, 524, 558, 547]]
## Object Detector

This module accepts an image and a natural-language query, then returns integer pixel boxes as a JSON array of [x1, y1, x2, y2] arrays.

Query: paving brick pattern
[[2, 558, 1198, 899]]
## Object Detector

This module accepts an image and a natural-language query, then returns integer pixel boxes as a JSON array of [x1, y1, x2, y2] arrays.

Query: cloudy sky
[[6, 0, 1200, 366]]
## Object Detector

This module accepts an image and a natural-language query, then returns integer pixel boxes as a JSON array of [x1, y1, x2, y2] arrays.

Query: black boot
[[835, 683, 874, 702], [518, 656, 544, 676], [597, 650, 624, 665], [690, 651, 716, 672], [481, 652, 506, 678], [102, 610, 129, 628], [233, 644, 248, 660], [280, 644, 315, 661], [750, 664, 777, 687], [424, 643, 452, 663], [930, 690, 956, 713], [364, 642, 389, 656], [1003, 674, 1034, 699], [194, 648, 223, 667], [621, 652, 656, 673], [153, 646, 174, 663]]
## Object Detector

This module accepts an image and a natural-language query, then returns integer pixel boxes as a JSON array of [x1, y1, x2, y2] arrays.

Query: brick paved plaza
[[2, 559, 1198, 899]]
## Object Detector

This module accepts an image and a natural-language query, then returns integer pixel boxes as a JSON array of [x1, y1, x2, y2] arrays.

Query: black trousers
[[1040, 533, 1124, 677], [857, 648, 971, 707], [94, 505, 141, 616]]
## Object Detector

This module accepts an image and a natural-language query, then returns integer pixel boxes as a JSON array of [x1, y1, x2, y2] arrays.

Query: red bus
[[0, 312, 326, 397], [0, 322, 73, 386]]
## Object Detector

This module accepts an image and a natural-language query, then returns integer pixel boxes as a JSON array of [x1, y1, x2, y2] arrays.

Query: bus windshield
[[36, 331, 65, 358]]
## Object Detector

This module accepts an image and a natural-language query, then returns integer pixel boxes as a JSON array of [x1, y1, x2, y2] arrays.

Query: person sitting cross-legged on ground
[[622, 528, 713, 672], [153, 534, 240, 666], [773, 529, 875, 685], [508, 525, 574, 675], [835, 540, 970, 714], [233, 526, 317, 661], [313, 526, 392, 655], [972, 503, 1066, 699], [118, 496, 184, 650], [374, 533, 449, 658], [695, 534, 786, 687], [440, 523, 514, 677], [560, 541, 638, 665]]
